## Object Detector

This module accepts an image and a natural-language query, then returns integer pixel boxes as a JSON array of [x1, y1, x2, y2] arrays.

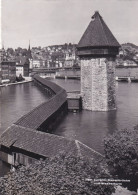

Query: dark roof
[[16, 56, 29, 66], [0, 124, 104, 160], [14, 75, 67, 129], [34, 75, 62, 94], [78, 11, 120, 48], [15, 89, 67, 129]]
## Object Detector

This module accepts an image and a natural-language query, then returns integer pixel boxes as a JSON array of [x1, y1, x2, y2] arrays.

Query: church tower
[[77, 11, 120, 111], [27, 40, 33, 69], [27, 40, 32, 59]]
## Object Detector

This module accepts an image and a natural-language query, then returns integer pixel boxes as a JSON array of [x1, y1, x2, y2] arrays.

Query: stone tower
[[77, 11, 120, 111]]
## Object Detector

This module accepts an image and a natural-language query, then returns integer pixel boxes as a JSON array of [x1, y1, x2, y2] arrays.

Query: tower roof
[[78, 11, 120, 48], [27, 40, 32, 59]]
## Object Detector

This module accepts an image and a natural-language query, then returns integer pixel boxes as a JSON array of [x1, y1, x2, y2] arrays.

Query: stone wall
[[81, 57, 116, 111]]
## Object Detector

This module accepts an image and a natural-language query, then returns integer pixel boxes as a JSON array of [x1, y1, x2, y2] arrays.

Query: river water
[[0, 80, 138, 175], [0, 82, 50, 176], [52, 79, 138, 153]]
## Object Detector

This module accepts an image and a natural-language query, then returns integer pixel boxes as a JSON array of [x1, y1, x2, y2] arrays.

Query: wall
[[81, 57, 116, 111], [116, 66, 138, 78]]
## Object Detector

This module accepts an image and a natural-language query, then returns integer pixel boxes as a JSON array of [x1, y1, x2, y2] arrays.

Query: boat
[[131, 78, 138, 83], [116, 77, 128, 82]]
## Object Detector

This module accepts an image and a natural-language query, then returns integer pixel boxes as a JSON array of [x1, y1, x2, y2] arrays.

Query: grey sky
[[1, 0, 138, 48]]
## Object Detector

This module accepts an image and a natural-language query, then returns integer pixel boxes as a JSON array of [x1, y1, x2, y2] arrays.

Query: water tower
[[77, 11, 120, 111]]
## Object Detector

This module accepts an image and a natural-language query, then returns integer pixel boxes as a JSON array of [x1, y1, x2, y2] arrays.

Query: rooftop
[[0, 124, 104, 160], [15, 89, 67, 129], [15, 56, 29, 66], [78, 11, 120, 48]]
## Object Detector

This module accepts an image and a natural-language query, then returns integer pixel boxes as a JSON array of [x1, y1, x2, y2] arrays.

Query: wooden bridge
[[0, 75, 102, 168], [15, 75, 68, 131]]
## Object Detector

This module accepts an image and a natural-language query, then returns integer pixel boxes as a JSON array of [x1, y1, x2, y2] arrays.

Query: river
[[0, 82, 50, 176], [0, 80, 138, 176], [52, 79, 138, 153]]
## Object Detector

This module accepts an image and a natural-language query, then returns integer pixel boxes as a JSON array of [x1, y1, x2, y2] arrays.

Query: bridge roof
[[14, 75, 67, 129], [0, 124, 103, 160], [34, 74, 62, 94], [15, 89, 67, 129], [78, 11, 120, 48]]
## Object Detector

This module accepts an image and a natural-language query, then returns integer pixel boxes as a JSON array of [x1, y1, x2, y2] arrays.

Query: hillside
[[117, 43, 138, 65]]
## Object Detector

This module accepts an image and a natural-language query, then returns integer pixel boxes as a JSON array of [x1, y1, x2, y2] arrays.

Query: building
[[0, 47, 16, 83], [77, 11, 120, 111], [64, 46, 76, 68], [1, 61, 16, 83], [16, 56, 29, 77], [0, 124, 103, 167], [31, 59, 46, 68], [16, 65, 24, 77]]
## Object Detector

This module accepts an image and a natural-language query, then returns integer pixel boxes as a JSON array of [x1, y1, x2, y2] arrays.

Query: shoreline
[[0, 79, 33, 87]]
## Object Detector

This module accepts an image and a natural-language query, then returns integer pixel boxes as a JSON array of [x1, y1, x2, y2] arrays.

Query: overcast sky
[[1, 0, 138, 49]]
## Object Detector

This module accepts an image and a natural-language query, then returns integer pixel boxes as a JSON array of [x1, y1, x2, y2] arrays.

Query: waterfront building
[[0, 47, 16, 83], [16, 56, 29, 77], [16, 65, 24, 77], [77, 11, 120, 111], [1, 61, 16, 83]]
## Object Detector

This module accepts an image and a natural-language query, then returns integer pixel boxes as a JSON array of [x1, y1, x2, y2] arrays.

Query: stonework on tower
[[77, 11, 120, 111]]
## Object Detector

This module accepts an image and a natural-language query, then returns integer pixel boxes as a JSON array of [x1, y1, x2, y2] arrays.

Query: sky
[[1, 0, 138, 49]]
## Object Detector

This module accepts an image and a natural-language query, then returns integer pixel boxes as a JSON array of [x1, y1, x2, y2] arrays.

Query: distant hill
[[119, 43, 138, 65], [121, 43, 138, 51]]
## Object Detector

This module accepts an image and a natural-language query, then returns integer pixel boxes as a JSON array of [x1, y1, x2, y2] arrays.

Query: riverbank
[[0, 77, 32, 87]]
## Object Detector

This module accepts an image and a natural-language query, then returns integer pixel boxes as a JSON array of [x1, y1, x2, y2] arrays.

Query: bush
[[104, 127, 138, 191], [16, 74, 25, 82], [0, 153, 114, 195]]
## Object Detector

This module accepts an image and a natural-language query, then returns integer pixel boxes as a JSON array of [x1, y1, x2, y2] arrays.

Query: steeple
[[2, 44, 4, 50], [28, 40, 31, 51], [27, 40, 32, 59]]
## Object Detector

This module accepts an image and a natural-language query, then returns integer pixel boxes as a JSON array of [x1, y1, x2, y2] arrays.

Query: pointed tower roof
[[78, 11, 120, 48], [28, 40, 31, 51], [27, 40, 32, 59]]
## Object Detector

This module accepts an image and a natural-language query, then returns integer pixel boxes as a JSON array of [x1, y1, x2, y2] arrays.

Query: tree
[[104, 126, 138, 191], [0, 153, 114, 195]]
